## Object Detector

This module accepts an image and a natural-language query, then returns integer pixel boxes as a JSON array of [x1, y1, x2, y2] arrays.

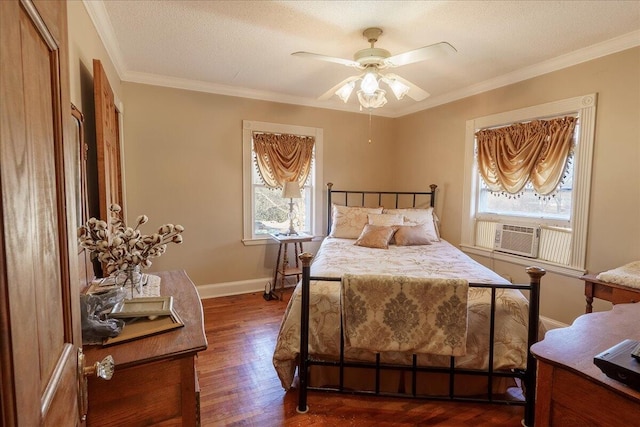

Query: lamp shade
[[282, 181, 302, 199]]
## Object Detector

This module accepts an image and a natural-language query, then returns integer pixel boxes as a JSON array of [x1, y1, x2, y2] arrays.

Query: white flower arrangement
[[78, 204, 184, 275]]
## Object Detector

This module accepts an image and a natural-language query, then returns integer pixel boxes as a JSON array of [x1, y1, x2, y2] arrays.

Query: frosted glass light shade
[[357, 89, 387, 109], [336, 81, 355, 103], [385, 77, 410, 100], [360, 72, 379, 95]]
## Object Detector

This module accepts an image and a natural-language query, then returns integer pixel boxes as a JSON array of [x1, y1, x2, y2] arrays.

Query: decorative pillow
[[354, 224, 396, 249], [329, 205, 383, 239], [394, 225, 433, 246], [382, 208, 440, 242], [368, 213, 404, 226]]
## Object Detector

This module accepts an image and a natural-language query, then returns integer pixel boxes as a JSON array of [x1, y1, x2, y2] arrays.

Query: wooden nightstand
[[581, 273, 640, 313], [268, 233, 313, 300]]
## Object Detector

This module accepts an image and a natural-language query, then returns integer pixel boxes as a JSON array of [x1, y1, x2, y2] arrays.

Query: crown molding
[[396, 30, 640, 117], [83, 1, 639, 118], [82, 0, 127, 80]]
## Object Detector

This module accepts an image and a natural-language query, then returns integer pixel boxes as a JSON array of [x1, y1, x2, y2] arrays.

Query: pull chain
[[368, 111, 373, 144]]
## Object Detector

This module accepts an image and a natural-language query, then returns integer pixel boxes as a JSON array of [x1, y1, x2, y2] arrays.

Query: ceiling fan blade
[[318, 75, 362, 101], [292, 51, 360, 68], [384, 42, 456, 67], [384, 73, 430, 101]]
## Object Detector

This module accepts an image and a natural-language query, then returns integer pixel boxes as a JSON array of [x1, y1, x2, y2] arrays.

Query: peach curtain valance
[[475, 116, 577, 196], [252, 132, 315, 189]]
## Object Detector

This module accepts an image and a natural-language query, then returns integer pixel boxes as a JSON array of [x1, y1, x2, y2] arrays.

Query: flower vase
[[115, 265, 143, 299]]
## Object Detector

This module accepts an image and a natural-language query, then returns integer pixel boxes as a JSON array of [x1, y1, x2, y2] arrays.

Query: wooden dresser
[[84, 270, 208, 426], [531, 303, 640, 426]]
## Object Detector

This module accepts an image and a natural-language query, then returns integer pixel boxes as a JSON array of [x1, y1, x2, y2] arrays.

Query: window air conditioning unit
[[494, 224, 540, 258]]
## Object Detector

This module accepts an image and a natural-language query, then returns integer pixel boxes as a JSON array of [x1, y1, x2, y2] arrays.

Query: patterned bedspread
[[272, 237, 532, 390], [342, 274, 469, 356]]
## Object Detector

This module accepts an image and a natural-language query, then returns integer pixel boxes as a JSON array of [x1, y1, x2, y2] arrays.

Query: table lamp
[[282, 181, 302, 235]]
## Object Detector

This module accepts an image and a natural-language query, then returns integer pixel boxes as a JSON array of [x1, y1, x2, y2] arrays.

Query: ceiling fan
[[292, 27, 456, 110]]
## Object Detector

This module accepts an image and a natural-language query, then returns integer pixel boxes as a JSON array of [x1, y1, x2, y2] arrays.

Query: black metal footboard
[[296, 252, 544, 427]]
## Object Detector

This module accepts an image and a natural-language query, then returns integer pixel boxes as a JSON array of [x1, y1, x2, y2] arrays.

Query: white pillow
[[329, 205, 383, 239], [382, 208, 440, 242], [368, 213, 404, 226]]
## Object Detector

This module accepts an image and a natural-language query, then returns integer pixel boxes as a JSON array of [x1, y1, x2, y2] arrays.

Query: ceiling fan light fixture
[[357, 89, 387, 110], [360, 71, 379, 95], [335, 81, 356, 103], [383, 77, 410, 100], [295, 27, 455, 111]]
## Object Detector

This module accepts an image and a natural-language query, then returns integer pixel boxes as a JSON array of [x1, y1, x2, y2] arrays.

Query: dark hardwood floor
[[198, 289, 525, 426]]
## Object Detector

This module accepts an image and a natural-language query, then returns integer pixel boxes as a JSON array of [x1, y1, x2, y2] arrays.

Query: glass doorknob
[[77, 348, 115, 421]]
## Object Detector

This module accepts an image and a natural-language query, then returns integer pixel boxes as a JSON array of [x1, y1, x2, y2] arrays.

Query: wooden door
[[0, 0, 82, 425], [93, 59, 124, 220]]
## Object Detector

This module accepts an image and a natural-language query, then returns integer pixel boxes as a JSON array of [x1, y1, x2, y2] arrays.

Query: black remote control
[[632, 343, 640, 361]]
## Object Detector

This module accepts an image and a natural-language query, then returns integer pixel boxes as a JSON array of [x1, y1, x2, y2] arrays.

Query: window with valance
[[242, 121, 324, 242], [461, 94, 597, 274]]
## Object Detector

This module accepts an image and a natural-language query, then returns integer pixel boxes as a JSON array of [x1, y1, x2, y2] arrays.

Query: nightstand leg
[[584, 282, 594, 313], [280, 243, 289, 298], [270, 243, 283, 301]]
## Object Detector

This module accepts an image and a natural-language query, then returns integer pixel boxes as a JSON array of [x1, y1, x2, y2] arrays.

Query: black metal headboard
[[326, 183, 437, 235]]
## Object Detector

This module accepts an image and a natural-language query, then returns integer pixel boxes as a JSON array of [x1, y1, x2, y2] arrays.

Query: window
[[461, 94, 597, 274], [251, 159, 313, 236], [242, 121, 323, 244], [478, 170, 573, 222], [477, 118, 578, 226]]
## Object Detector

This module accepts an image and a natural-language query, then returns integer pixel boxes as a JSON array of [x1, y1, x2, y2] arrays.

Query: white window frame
[[460, 94, 597, 275], [242, 120, 323, 245]]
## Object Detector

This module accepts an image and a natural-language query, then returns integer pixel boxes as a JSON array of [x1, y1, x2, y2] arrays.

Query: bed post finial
[[327, 182, 333, 190], [429, 184, 437, 208], [525, 266, 546, 282], [299, 252, 314, 267]]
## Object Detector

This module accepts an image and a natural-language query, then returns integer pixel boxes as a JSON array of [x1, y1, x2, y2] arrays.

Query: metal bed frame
[[295, 183, 544, 427]]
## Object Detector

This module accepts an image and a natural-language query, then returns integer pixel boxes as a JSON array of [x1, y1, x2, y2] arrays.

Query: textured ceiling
[[86, 0, 640, 117]]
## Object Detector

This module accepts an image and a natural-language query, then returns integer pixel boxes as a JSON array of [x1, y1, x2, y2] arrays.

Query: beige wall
[[395, 47, 640, 324], [67, 1, 639, 324], [120, 83, 395, 285]]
